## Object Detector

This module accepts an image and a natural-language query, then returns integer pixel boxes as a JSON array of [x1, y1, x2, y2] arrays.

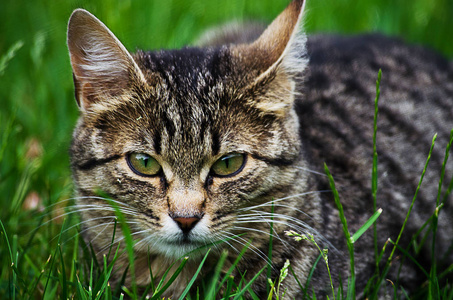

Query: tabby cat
[[67, 0, 453, 298]]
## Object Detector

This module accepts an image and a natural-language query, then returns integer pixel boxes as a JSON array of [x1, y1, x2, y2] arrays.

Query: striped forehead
[[146, 90, 222, 181], [136, 46, 231, 91], [155, 90, 219, 155], [137, 47, 231, 156]]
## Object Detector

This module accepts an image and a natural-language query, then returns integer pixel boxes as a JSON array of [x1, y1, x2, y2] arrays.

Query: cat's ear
[[67, 9, 147, 112], [232, 0, 307, 115]]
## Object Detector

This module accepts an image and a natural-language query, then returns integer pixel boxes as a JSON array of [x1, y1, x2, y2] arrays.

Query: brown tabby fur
[[67, 0, 453, 298]]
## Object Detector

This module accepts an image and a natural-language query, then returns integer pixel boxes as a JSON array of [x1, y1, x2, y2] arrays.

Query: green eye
[[127, 153, 162, 176], [211, 153, 246, 177]]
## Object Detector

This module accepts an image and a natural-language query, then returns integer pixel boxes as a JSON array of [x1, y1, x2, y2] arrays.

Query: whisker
[[236, 215, 313, 235], [40, 196, 134, 213], [95, 225, 152, 254], [71, 204, 139, 215], [235, 214, 336, 252], [239, 202, 319, 222], [85, 221, 117, 245], [54, 217, 140, 245], [211, 231, 241, 255], [238, 190, 330, 213], [36, 201, 131, 222], [295, 166, 329, 177], [220, 231, 276, 271], [231, 226, 291, 250], [34, 205, 137, 232]]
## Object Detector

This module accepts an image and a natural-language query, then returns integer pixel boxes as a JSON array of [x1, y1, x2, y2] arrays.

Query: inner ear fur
[[231, 0, 307, 115], [67, 9, 147, 111]]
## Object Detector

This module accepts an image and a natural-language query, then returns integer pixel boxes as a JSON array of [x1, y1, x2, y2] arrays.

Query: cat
[[67, 0, 453, 298]]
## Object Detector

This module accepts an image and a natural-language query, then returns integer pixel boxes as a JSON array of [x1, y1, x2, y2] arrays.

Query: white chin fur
[[138, 216, 215, 258]]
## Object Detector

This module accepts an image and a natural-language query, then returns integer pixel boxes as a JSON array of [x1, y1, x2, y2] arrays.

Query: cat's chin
[[150, 240, 211, 259]]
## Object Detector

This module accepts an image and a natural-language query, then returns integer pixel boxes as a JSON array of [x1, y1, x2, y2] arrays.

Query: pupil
[[224, 158, 230, 169], [143, 158, 149, 167]]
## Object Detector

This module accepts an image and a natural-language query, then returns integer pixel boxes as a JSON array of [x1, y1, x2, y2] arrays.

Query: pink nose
[[173, 217, 200, 234]]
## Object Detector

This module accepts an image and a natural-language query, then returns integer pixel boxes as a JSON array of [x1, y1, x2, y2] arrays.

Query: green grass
[[1, 0, 453, 299]]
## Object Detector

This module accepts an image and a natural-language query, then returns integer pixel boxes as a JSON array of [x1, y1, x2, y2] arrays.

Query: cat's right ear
[[231, 0, 307, 116], [67, 9, 147, 112]]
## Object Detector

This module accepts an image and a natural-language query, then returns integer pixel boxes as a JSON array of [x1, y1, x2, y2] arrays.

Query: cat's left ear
[[232, 0, 307, 115]]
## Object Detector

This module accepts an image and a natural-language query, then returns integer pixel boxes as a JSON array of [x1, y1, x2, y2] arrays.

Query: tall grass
[[1, 0, 452, 299]]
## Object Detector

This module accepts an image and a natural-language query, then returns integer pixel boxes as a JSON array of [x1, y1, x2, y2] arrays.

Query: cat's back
[[298, 33, 453, 289], [300, 33, 453, 197]]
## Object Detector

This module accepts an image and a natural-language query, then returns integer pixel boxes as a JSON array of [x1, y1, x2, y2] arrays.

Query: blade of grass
[[350, 208, 382, 243], [388, 134, 436, 261], [70, 230, 79, 283], [217, 238, 250, 290], [58, 244, 68, 300], [105, 283, 112, 300], [372, 134, 437, 298], [300, 253, 323, 299], [205, 249, 226, 299], [178, 249, 211, 300], [387, 239, 429, 277], [232, 267, 265, 300], [89, 259, 94, 298], [248, 288, 260, 300], [435, 129, 453, 208], [150, 256, 189, 300], [10, 257, 27, 294], [0, 113, 16, 163], [88, 242, 101, 271], [336, 275, 343, 300], [141, 251, 155, 298], [223, 275, 234, 300], [438, 263, 453, 280], [12, 235, 18, 300], [324, 163, 355, 299], [43, 282, 59, 300], [266, 200, 274, 295], [105, 195, 137, 298], [441, 171, 453, 204], [372, 69, 381, 273], [95, 247, 121, 300], [26, 254, 52, 300], [42, 218, 68, 298], [114, 265, 129, 296], [76, 273, 89, 300], [0, 40, 24, 75], [106, 219, 118, 261], [0, 218, 14, 279], [430, 129, 453, 298]]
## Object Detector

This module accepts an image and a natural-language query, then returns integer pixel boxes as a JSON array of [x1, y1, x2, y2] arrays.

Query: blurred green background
[[0, 0, 452, 296]]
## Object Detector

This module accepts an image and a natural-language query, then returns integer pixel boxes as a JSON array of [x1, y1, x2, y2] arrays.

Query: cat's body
[[67, 0, 453, 298], [298, 33, 453, 295]]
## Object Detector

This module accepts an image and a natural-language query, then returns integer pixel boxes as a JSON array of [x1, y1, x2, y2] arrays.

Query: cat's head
[[67, 0, 308, 258]]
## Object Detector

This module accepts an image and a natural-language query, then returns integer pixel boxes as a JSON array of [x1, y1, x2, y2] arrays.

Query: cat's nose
[[173, 216, 200, 234]]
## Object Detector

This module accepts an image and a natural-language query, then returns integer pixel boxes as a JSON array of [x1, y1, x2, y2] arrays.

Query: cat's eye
[[211, 153, 246, 177], [127, 153, 162, 176]]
